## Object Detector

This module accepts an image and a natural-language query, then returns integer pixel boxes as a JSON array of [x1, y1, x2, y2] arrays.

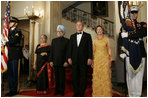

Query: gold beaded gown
[[92, 37, 112, 97]]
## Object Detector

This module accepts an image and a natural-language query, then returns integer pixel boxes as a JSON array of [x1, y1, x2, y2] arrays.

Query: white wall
[[11, 1, 33, 18], [76, 1, 91, 13], [137, 1, 147, 23], [1, 1, 7, 18]]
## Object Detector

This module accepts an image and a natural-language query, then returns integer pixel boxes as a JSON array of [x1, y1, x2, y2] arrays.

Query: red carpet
[[18, 66, 124, 97]]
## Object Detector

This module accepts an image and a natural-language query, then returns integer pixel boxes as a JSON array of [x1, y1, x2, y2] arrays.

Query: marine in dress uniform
[[5, 16, 22, 96], [118, 2, 147, 97], [50, 25, 69, 96]]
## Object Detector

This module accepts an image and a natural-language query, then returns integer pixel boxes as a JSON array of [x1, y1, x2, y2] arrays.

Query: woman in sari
[[33, 34, 54, 95], [92, 25, 112, 97]]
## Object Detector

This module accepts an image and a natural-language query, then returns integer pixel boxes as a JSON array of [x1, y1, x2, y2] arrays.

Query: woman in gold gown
[[92, 25, 112, 97]]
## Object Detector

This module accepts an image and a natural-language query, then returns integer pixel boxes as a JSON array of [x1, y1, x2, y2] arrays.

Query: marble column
[[49, 1, 62, 42]]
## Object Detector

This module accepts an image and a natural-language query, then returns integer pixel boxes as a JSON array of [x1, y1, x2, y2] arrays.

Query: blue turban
[[57, 25, 66, 35]]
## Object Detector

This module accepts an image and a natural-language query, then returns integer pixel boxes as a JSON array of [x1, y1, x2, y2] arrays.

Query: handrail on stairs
[[70, 7, 114, 24], [62, 6, 114, 38]]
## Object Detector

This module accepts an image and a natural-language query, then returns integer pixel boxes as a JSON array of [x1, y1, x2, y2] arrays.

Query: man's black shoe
[[80, 94, 84, 97], [9, 91, 19, 96], [54, 92, 59, 96], [60, 92, 64, 96], [5, 91, 12, 96], [72, 94, 79, 97], [5, 91, 18, 96]]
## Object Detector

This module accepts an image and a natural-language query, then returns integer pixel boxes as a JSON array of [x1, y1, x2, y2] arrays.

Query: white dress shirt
[[77, 31, 83, 47]]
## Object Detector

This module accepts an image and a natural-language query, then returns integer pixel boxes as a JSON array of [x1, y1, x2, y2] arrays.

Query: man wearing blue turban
[[56, 25, 66, 36], [50, 25, 69, 96]]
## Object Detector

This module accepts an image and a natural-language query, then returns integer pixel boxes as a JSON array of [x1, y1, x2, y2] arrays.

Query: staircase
[[62, 3, 116, 83], [62, 6, 114, 38]]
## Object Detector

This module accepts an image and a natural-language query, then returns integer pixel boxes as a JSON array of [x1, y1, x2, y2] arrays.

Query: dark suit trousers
[[72, 63, 87, 96], [54, 66, 65, 94], [7, 59, 18, 92]]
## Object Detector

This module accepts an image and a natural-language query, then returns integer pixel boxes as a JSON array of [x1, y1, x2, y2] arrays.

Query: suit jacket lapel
[[73, 33, 77, 47]]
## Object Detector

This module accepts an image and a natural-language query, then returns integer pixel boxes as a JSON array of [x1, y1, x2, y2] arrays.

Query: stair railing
[[62, 6, 114, 38]]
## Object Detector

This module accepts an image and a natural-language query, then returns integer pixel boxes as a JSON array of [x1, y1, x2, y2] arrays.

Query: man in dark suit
[[68, 21, 93, 97], [5, 16, 22, 96], [50, 25, 69, 96]]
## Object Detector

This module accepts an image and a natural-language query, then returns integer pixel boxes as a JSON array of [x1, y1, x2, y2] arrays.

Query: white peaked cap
[[130, 6, 139, 12]]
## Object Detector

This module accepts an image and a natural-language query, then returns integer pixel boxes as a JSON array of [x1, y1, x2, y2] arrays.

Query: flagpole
[[17, 59, 20, 92]]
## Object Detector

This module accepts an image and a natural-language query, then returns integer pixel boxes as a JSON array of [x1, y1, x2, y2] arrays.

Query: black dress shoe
[[5, 91, 18, 96], [60, 92, 64, 96], [80, 94, 84, 97], [5, 91, 12, 96], [72, 94, 79, 97], [9, 91, 19, 96], [54, 92, 59, 96]]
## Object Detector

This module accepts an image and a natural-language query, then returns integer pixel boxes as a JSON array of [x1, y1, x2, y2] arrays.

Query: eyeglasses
[[57, 31, 62, 32]]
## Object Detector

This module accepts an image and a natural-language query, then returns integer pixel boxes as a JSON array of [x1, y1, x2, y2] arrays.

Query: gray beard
[[57, 33, 63, 37]]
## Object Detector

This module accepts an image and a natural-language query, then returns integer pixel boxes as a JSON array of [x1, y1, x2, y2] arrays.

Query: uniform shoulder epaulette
[[14, 29, 22, 37]]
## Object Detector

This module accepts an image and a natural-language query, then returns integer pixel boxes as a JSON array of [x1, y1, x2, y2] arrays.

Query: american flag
[[1, 1, 11, 73]]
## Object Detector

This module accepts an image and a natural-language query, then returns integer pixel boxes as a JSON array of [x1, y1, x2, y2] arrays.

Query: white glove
[[120, 53, 126, 59], [121, 32, 128, 38], [2, 40, 7, 45]]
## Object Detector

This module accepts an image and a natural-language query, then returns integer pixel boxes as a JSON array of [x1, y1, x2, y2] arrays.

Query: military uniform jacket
[[119, 19, 147, 74], [6, 28, 22, 61], [128, 20, 147, 57]]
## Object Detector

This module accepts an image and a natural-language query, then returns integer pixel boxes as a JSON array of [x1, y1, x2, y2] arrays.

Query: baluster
[[71, 8, 72, 20], [100, 19, 102, 26], [80, 11, 83, 22], [111, 23, 113, 37], [83, 12, 86, 24], [110, 23, 112, 37], [112, 24, 114, 37], [87, 14, 89, 27], [88, 14, 91, 27], [97, 18, 99, 26], [62, 6, 114, 39], [80, 11, 82, 21], [69, 8, 71, 21], [108, 23, 110, 36], [107, 21, 108, 35], [68, 8, 70, 20], [94, 19, 97, 29], [77, 9, 78, 22], [92, 18, 94, 29], [91, 18, 93, 29]]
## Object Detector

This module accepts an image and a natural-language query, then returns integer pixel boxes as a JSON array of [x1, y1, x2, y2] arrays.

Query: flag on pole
[[1, 1, 11, 73]]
